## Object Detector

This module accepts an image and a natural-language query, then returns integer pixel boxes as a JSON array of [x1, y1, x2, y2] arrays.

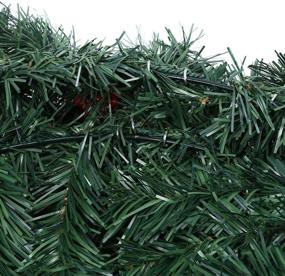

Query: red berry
[[96, 95, 102, 102], [73, 96, 90, 111], [110, 94, 118, 109], [73, 96, 82, 106]]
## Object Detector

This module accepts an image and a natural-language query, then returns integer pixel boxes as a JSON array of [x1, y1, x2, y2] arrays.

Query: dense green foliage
[[0, 4, 284, 275]]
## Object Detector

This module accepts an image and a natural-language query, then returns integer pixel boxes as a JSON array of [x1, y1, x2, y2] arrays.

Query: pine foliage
[[0, 4, 284, 275]]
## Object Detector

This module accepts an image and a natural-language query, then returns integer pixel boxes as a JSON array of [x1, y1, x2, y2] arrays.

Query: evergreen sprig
[[0, 4, 284, 275]]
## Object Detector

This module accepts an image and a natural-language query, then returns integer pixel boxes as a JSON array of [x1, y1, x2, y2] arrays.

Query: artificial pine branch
[[0, 4, 284, 275]]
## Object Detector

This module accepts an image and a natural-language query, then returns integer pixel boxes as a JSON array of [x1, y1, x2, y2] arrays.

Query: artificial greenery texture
[[0, 4, 285, 275]]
